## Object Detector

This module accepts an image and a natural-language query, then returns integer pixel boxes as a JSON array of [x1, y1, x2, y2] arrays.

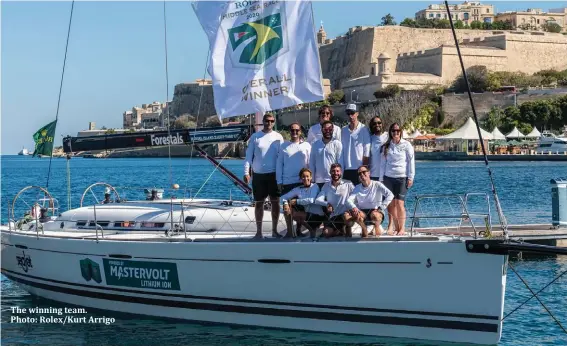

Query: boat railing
[[409, 192, 492, 238]]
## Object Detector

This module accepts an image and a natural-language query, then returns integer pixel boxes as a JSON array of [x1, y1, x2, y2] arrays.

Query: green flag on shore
[[32, 120, 57, 157]]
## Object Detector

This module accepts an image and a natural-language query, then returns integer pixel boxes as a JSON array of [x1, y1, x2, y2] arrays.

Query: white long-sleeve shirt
[[306, 123, 341, 144], [341, 122, 371, 170], [244, 130, 284, 175], [309, 139, 343, 184], [315, 180, 355, 217], [276, 140, 311, 185], [379, 138, 415, 181], [281, 184, 323, 215], [347, 180, 394, 211], [369, 133, 389, 178]]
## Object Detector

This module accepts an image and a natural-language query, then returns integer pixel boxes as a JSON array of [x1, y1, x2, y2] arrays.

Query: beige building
[[415, 1, 494, 25], [495, 8, 567, 32], [123, 101, 167, 129], [317, 25, 567, 102]]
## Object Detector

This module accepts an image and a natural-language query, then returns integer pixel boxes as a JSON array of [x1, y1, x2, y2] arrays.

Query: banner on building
[[193, 0, 324, 118]]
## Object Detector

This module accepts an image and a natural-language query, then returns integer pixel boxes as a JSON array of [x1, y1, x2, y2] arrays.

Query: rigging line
[[507, 262, 567, 334], [190, 149, 233, 201], [443, 1, 508, 239], [184, 48, 211, 192], [46, 0, 75, 189], [163, 0, 173, 191], [503, 267, 567, 321]]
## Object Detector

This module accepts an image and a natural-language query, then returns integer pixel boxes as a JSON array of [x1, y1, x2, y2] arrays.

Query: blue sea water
[[1, 156, 566, 345]]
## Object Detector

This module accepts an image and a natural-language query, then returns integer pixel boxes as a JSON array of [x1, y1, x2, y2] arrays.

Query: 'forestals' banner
[[193, 0, 324, 118]]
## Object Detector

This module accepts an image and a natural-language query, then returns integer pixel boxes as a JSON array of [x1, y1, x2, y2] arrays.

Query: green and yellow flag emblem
[[228, 13, 283, 65], [32, 120, 57, 157]]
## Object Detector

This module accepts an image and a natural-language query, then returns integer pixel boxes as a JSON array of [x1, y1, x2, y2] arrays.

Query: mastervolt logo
[[228, 13, 285, 67]]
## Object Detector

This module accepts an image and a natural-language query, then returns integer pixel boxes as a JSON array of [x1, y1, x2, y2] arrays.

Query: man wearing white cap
[[341, 103, 370, 185]]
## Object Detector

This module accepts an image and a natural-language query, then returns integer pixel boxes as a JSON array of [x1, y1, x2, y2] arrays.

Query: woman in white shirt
[[380, 123, 415, 236], [281, 168, 325, 238]]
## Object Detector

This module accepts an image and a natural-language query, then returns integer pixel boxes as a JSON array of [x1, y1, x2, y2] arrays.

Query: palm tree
[[381, 13, 396, 26]]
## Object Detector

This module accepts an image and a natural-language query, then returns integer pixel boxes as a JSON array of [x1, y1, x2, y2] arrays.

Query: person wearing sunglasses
[[306, 105, 341, 144], [309, 121, 343, 190], [276, 122, 311, 197], [315, 163, 355, 238], [345, 166, 393, 238], [244, 113, 284, 238], [368, 116, 388, 181], [379, 123, 415, 236], [281, 168, 324, 238], [341, 103, 370, 185]]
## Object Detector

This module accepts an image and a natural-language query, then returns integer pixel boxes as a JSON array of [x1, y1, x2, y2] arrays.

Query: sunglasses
[[320, 112, 331, 115], [264, 120, 275, 123], [391, 129, 401, 133], [346, 111, 356, 115], [357, 170, 369, 176], [290, 129, 301, 133], [371, 121, 382, 125]]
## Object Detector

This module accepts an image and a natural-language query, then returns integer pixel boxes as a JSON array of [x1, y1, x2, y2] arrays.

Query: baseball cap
[[346, 103, 357, 112]]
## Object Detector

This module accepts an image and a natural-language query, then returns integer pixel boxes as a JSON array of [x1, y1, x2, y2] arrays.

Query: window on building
[[537, 19, 540, 24], [444, 14, 447, 19], [429, 13, 434, 18], [437, 13, 441, 18], [486, 8, 490, 13], [464, 13, 469, 20]]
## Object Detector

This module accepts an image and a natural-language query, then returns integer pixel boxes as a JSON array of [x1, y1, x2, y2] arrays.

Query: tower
[[317, 21, 327, 45]]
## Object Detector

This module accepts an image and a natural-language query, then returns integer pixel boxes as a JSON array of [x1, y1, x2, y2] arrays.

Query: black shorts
[[343, 169, 359, 185], [361, 208, 384, 225], [383, 176, 408, 201], [292, 205, 305, 213], [370, 176, 380, 182], [323, 215, 345, 230], [305, 213, 325, 230], [252, 172, 279, 201], [281, 183, 302, 195], [317, 182, 326, 190]]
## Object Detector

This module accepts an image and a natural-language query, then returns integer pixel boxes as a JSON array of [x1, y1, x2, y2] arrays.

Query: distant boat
[[17, 147, 30, 156], [535, 131, 567, 154]]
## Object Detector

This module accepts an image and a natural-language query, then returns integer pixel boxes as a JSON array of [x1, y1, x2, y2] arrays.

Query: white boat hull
[[1, 231, 507, 345]]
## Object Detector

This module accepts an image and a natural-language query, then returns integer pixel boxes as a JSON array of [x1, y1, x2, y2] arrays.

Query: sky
[[1, 1, 564, 154]]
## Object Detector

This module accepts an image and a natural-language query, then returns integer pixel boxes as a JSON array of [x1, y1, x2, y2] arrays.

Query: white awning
[[407, 129, 422, 139], [491, 127, 506, 140], [506, 127, 525, 139], [439, 117, 493, 140], [525, 126, 541, 138]]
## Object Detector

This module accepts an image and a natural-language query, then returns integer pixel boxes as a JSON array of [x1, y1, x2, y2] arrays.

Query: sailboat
[[1, 2, 565, 345], [17, 147, 30, 156]]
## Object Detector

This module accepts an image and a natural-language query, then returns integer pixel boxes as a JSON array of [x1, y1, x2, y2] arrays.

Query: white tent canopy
[[407, 129, 423, 139], [506, 127, 525, 139], [491, 127, 506, 140], [525, 126, 541, 138], [439, 117, 493, 140]]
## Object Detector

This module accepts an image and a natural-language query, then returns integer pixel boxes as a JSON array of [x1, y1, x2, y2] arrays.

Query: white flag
[[192, 1, 324, 119]]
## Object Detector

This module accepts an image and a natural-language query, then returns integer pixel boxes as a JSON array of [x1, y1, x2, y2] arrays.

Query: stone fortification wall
[[168, 83, 216, 123], [502, 32, 567, 74], [396, 47, 444, 76], [319, 27, 375, 89], [440, 45, 508, 83]]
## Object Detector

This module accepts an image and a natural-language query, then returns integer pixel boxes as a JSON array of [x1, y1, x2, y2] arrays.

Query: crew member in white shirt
[[306, 105, 341, 144], [281, 168, 325, 238], [345, 165, 394, 238], [309, 121, 343, 190], [276, 122, 311, 196], [368, 116, 388, 181], [341, 103, 370, 185], [244, 113, 284, 238], [315, 163, 355, 238], [379, 122, 415, 236]]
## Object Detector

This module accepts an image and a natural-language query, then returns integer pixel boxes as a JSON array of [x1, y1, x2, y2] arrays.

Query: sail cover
[[62, 125, 252, 153], [192, 1, 324, 118]]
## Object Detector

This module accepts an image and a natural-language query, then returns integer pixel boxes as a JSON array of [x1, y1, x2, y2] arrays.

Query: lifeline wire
[[46, 0, 74, 189], [503, 268, 567, 321], [507, 262, 567, 334], [444, 1, 508, 239]]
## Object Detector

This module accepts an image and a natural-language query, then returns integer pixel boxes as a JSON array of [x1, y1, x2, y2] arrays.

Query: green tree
[[400, 18, 416, 27], [104, 128, 116, 134], [204, 116, 221, 128], [482, 22, 492, 30], [373, 85, 403, 99], [436, 19, 451, 29], [470, 20, 483, 29], [327, 90, 345, 105], [453, 20, 465, 29], [542, 22, 562, 33], [381, 13, 396, 26], [452, 65, 491, 92]]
